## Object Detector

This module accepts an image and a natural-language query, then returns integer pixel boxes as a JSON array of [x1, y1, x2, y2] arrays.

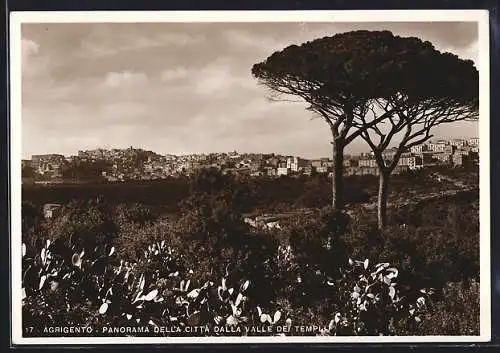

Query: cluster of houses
[[22, 138, 479, 184], [241, 138, 478, 178], [350, 138, 479, 176]]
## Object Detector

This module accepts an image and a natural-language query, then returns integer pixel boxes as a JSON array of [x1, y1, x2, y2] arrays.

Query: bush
[[47, 199, 118, 257], [21, 168, 480, 337], [277, 208, 350, 305], [115, 203, 159, 225], [22, 202, 47, 256], [401, 281, 480, 336], [22, 235, 430, 337], [187, 168, 254, 214], [21, 237, 290, 336], [318, 259, 429, 336], [341, 198, 479, 289], [113, 219, 180, 262], [176, 204, 279, 306]]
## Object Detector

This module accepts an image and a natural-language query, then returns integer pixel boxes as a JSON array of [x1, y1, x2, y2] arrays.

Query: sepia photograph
[[10, 10, 490, 344]]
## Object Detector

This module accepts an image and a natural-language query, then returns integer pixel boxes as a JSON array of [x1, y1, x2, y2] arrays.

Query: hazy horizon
[[22, 132, 480, 161], [21, 21, 480, 160]]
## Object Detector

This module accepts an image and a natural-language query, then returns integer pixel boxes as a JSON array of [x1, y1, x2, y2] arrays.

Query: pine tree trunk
[[332, 139, 345, 211], [377, 170, 390, 230]]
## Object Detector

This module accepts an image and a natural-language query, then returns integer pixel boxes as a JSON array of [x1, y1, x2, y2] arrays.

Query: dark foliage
[[173, 169, 280, 305], [342, 195, 479, 290], [62, 159, 111, 182], [47, 198, 119, 257], [115, 203, 159, 225], [411, 280, 480, 336], [252, 30, 477, 103], [22, 174, 372, 215], [21, 164, 480, 336], [22, 202, 47, 256]]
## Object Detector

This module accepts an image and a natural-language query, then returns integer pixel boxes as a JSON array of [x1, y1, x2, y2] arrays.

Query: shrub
[[342, 199, 479, 289], [375, 224, 479, 289], [294, 176, 331, 208], [22, 202, 47, 256], [399, 281, 480, 336], [115, 203, 159, 226], [279, 208, 350, 305], [175, 169, 280, 303], [113, 219, 181, 262], [21, 237, 291, 336], [318, 259, 429, 336], [21, 168, 480, 337], [22, 235, 430, 337], [47, 199, 118, 257], [187, 167, 254, 214]]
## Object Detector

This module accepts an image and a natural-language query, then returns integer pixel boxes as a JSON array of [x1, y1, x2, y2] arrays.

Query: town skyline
[[23, 134, 480, 161], [22, 136, 479, 184], [21, 21, 479, 160]]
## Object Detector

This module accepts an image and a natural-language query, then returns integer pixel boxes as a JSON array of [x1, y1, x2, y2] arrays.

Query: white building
[[286, 156, 308, 173], [427, 141, 448, 153], [358, 158, 377, 168], [410, 145, 424, 153], [277, 167, 289, 176], [399, 155, 422, 170], [450, 139, 467, 148], [468, 138, 479, 147]]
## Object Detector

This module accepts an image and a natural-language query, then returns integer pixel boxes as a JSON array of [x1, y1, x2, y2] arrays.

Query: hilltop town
[[21, 137, 479, 184]]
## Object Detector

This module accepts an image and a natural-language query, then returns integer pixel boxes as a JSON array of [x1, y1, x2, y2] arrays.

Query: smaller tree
[[357, 47, 478, 229]]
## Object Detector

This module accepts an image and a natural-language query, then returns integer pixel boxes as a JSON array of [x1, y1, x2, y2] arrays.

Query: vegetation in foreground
[[21, 168, 479, 337]]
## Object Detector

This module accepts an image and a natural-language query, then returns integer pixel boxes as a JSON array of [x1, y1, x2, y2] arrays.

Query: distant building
[[277, 167, 289, 176], [323, 160, 334, 168], [266, 167, 277, 177], [354, 166, 380, 176], [43, 203, 62, 219], [427, 141, 448, 153], [393, 165, 410, 175], [432, 152, 453, 164], [410, 144, 427, 153], [144, 164, 154, 173], [453, 153, 466, 166], [315, 166, 329, 174], [277, 161, 288, 169], [399, 154, 422, 170], [250, 161, 263, 172], [343, 159, 359, 168], [286, 156, 308, 173], [31, 154, 65, 172], [302, 166, 313, 175], [266, 157, 280, 168], [468, 137, 479, 147], [358, 158, 377, 168], [311, 160, 323, 169], [450, 139, 467, 148]]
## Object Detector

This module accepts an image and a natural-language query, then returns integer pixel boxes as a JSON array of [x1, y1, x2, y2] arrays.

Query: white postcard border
[[9, 9, 491, 345]]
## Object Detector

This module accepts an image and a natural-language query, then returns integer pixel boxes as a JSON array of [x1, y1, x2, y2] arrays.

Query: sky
[[20, 20, 480, 159]]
